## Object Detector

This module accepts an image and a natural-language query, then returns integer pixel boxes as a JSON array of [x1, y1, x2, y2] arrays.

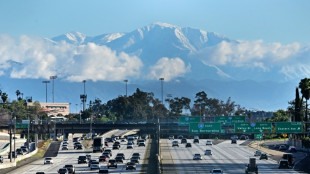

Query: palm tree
[[16, 90, 21, 100], [299, 78, 310, 122], [1, 92, 8, 106]]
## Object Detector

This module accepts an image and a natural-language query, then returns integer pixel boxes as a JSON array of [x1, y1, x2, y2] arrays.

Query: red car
[[99, 155, 108, 162]]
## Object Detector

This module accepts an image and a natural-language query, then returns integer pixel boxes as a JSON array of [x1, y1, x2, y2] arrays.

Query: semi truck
[[93, 137, 104, 153]]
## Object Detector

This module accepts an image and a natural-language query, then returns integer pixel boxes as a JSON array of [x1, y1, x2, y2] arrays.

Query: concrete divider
[[0, 139, 27, 156], [0, 148, 38, 169], [121, 129, 139, 137]]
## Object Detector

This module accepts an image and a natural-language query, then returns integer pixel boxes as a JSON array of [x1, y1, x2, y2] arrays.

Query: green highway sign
[[276, 122, 303, 133], [215, 116, 245, 123], [189, 122, 221, 133], [179, 116, 201, 126], [234, 122, 272, 133], [254, 134, 263, 140], [16, 123, 28, 129]]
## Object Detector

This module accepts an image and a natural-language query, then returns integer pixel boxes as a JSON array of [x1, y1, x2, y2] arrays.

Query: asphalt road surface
[[6, 130, 148, 174], [167, 139, 305, 174]]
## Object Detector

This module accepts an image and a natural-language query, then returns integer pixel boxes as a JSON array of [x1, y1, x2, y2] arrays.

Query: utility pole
[[13, 116, 16, 162], [50, 76, 57, 103], [9, 120, 12, 162], [124, 80, 128, 97], [42, 81, 50, 103], [80, 80, 87, 112]]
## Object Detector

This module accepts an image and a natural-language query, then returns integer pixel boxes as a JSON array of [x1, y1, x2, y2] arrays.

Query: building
[[28, 102, 70, 116]]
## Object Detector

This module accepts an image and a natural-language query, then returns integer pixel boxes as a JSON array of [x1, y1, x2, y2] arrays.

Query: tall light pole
[[13, 116, 16, 161], [50, 76, 57, 103], [42, 81, 50, 103], [159, 78, 164, 104], [124, 80, 128, 97], [80, 80, 87, 112]]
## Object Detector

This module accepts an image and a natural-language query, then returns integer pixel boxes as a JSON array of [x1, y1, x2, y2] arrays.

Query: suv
[[63, 164, 75, 174], [278, 159, 290, 169], [282, 153, 294, 166], [78, 156, 87, 164], [108, 159, 117, 168], [181, 138, 187, 144], [259, 153, 268, 160]]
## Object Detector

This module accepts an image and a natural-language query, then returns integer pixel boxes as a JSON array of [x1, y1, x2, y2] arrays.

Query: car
[[205, 149, 212, 155], [132, 153, 140, 159], [193, 139, 199, 143], [113, 144, 120, 150], [86, 154, 91, 160], [130, 157, 140, 164], [36, 172, 45, 174], [231, 139, 237, 144], [185, 143, 192, 148], [172, 141, 179, 147], [78, 156, 87, 164], [206, 140, 213, 145], [126, 162, 136, 170], [193, 154, 202, 160], [44, 157, 53, 164], [115, 156, 124, 163], [169, 135, 174, 140], [104, 149, 112, 156], [254, 150, 261, 156], [57, 168, 69, 174], [279, 145, 287, 150], [63, 141, 68, 145], [138, 142, 146, 147], [98, 168, 109, 173], [177, 135, 183, 139], [16, 148, 24, 155], [88, 159, 97, 167], [231, 135, 238, 140], [259, 153, 268, 160], [21, 146, 28, 153], [73, 137, 80, 142], [211, 169, 223, 174], [120, 138, 126, 142], [62, 146, 68, 150], [102, 152, 111, 157], [278, 159, 290, 169], [90, 161, 100, 170], [127, 142, 133, 149], [0, 156, 3, 163], [288, 146, 297, 152], [181, 138, 187, 144], [99, 155, 108, 162], [240, 135, 247, 140], [273, 144, 280, 149], [116, 153, 125, 160], [63, 164, 75, 174], [107, 159, 117, 168]]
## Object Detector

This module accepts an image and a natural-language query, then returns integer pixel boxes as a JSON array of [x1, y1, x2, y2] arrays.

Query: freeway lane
[[166, 139, 304, 174], [6, 130, 148, 174]]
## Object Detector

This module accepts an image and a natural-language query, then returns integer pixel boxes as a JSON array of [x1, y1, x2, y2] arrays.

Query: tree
[[191, 91, 208, 116], [1, 93, 8, 106], [166, 97, 191, 116], [299, 78, 310, 122], [16, 90, 21, 100]]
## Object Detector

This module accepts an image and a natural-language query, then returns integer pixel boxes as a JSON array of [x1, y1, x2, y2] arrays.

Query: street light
[[80, 80, 87, 112], [159, 78, 164, 104], [49, 76, 57, 103], [124, 80, 128, 97], [42, 81, 50, 103]]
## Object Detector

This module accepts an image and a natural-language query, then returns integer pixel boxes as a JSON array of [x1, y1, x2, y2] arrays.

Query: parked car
[[44, 157, 53, 164], [88, 159, 97, 167]]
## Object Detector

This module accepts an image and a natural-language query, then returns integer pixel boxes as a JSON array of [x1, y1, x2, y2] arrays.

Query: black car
[[75, 144, 83, 150], [88, 159, 97, 167], [112, 144, 119, 150], [16, 148, 24, 155], [126, 162, 136, 170], [98, 168, 109, 173], [278, 159, 290, 169], [63, 164, 75, 174], [193, 139, 199, 143], [130, 157, 139, 164], [260, 153, 268, 160], [115, 156, 124, 163], [116, 153, 125, 160], [57, 168, 68, 174], [132, 153, 140, 159], [104, 149, 112, 156], [78, 156, 87, 164], [36, 172, 45, 174], [231, 139, 237, 144], [0, 156, 3, 163], [108, 159, 117, 168], [282, 153, 294, 166], [181, 138, 187, 144], [185, 143, 192, 148]]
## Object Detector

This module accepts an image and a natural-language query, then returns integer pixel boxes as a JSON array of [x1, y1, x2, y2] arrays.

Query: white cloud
[[194, 40, 310, 79], [0, 35, 143, 82], [148, 57, 190, 81]]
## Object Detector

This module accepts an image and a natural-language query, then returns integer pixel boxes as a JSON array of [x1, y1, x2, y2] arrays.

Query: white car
[[193, 154, 202, 160], [206, 140, 213, 145], [44, 157, 53, 164], [211, 169, 223, 174], [254, 150, 262, 156], [205, 149, 212, 155]]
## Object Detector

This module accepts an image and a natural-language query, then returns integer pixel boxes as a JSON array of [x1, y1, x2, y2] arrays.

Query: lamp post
[[158, 77, 164, 161], [80, 80, 87, 112], [159, 78, 164, 104], [13, 116, 16, 162], [49, 76, 57, 103], [124, 80, 128, 97], [42, 81, 50, 103]]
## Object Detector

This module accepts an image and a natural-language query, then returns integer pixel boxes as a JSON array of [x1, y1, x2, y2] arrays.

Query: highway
[[6, 130, 148, 174], [166, 139, 304, 174]]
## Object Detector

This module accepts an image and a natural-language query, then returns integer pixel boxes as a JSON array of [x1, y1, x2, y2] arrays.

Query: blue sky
[[0, 0, 309, 43]]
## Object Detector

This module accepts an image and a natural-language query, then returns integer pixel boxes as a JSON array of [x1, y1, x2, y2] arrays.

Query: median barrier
[[0, 148, 38, 169]]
